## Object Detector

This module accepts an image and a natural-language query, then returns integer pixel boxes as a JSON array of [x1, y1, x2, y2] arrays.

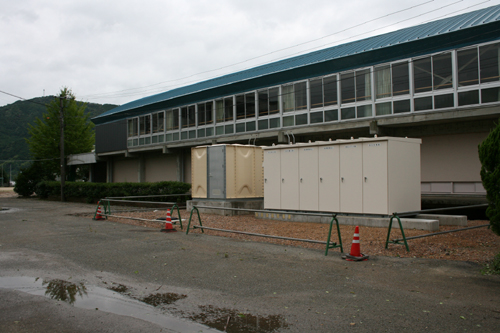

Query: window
[[258, 119, 268, 130], [166, 109, 179, 131], [128, 118, 138, 137], [458, 90, 479, 106], [458, 48, 479, 86], [283, 115, 294, 127], [139, 115, 150, 135], [392, 62, 409, 96], [375, 66, 391, 99], [310, 111, 323, 123], [376, 102, 392, 116], [341, 72, 355, 103], [269, 118, 280, 128], [258, 87, 279, 116], [325, 109, 338, 122], [310, 76, 337, 108], [282, 82, 307, 112], [356, 69, 371, 101], [152, 111, 164, 133], [216, 100, 224, 123], [394, 100, 411, 113], [357, 105, 372, 118], [295, 113, 308, 125], [282, 85, 294, 112], [434, 94, 454, 109], [414, 96, 432, 111], [482, 87, 500, 103], [414, 57, 432, 93], [224, 97, 234, 121], [236, 93, 256, 119], [433, 53, 453, 90], [480, 42, 500, 83], [341, 107, 355, 119], [197, 101, 213, 126], [294, 82, 307, 110], [181, 106, 195, 128]]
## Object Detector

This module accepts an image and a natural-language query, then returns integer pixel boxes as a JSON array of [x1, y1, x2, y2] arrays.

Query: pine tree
[[478, 121, 500, 236]]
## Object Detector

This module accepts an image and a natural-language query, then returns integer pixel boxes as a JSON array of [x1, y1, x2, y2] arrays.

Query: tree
[[26, 88, 95, 176], [478, 121, 500, 236], [14, 161, 55, 196]]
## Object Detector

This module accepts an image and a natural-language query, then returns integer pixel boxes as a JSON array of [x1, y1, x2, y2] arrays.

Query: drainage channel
[[0, 276, 220, 333]]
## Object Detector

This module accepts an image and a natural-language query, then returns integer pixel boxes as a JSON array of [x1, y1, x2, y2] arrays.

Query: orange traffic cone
[[161, 209, 176, 233], [344, 226, 369, 261], [93, 201, 105, 220]]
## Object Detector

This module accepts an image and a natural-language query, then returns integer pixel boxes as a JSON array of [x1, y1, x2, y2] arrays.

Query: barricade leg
[[325, 215, 343, 256], [385, 214, 410, 252], [186, 207, 203, 235], [171, 204, 183, 230]]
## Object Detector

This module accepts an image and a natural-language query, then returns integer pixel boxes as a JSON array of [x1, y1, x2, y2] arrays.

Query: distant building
[[92, 5, 500, 204]]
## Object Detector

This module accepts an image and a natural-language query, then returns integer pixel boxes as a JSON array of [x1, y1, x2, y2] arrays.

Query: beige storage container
[[191, 144, 264, 199], [263, 137, 421, 215]]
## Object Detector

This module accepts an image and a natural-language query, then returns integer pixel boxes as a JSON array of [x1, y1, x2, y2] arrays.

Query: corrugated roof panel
[[94, 4, 500, 122]]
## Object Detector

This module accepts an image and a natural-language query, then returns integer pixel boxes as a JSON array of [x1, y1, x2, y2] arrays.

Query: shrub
[[14, 162, 55, 197], [35, 181, 191, 204], [481, 253, 500, 275], [478, 121, 500, 236]]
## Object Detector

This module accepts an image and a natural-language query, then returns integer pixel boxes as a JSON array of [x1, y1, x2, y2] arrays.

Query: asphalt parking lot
[[1, 195, 499, 332]]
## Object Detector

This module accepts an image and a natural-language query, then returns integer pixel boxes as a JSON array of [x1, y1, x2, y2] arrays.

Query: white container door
[[263, 150, 281, 209], [340, 143, 363, 213], [318, 145, 340, 212], [280, 148, 299, 210], [299, 147, 319, 211], [362, 141, 388, 214]]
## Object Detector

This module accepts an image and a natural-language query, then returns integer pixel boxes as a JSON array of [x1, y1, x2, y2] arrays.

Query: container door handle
[[364, 177, 367, 182], [300, 178, 303, 183], [341, 177, 344, 182], [320, 177, 323, 183], [282, 178, 284, 183]]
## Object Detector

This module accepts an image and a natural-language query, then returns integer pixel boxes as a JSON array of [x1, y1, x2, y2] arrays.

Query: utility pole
[[60, 96, 65, 201]]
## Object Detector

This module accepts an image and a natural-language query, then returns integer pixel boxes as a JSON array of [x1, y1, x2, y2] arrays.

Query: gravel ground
[[102, 207, 499, 264]]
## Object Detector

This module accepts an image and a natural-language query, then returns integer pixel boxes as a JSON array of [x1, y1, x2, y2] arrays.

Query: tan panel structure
[[263, 137, 421, 215], [144, 155, 178, 182], [113, 158, 139, 182], [191, 144, 264, 199], [191, 147, 207, 198]]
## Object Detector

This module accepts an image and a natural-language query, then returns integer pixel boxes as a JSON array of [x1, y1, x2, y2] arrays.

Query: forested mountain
[[0, 96, 117, 177]]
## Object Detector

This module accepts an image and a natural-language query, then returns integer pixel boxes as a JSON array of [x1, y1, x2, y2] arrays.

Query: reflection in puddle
[[0, 276, 220, 332], [141, 292, 187, 307], [190, 305, 288, 333], [42, 279, 87, 305]]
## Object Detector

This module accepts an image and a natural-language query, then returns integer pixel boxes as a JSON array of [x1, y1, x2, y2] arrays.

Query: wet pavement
[[1, 196, 499, 332]]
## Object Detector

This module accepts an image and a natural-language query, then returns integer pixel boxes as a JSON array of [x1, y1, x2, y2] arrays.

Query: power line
[[80, 0, 454, 101]]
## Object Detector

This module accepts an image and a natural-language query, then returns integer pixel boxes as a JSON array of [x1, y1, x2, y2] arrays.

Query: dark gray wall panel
[[95, 120, 127, 153]]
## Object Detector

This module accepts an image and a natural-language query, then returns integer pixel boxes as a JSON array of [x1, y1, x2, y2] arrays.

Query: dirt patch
[[98, 208, 499, 264], [0, 188, 16, 198]]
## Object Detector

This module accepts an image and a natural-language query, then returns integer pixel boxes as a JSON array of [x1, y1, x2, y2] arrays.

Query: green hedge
[[35, 181, 191, 204]]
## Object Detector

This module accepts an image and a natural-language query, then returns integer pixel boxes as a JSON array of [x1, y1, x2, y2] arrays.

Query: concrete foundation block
[[187, 199, 264, 216], [416, 214, 467, 226], [252, 212, 439, 231]]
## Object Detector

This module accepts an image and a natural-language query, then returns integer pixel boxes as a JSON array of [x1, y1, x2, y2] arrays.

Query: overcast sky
[[1, 0, 499, 107]]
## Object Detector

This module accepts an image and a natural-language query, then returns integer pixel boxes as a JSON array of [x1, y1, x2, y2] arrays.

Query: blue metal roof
[[93, 4, 500, 124]]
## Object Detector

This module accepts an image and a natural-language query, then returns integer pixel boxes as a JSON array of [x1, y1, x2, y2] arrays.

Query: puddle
[[42, 278, 87, 305], [142, 292, 187, 306], [107, 283, 129, 293], [0, 207, 21, 213], [189, 305, 289, 333], [0, 276, 220, 332]]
